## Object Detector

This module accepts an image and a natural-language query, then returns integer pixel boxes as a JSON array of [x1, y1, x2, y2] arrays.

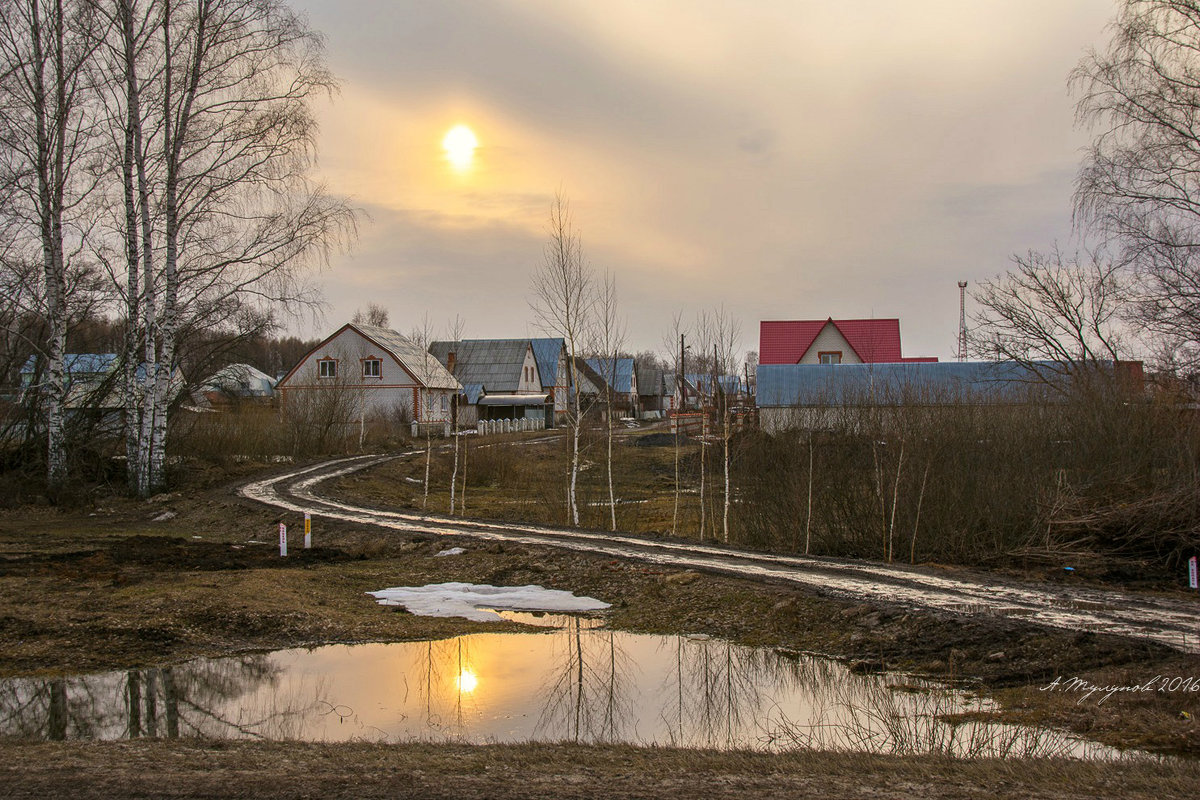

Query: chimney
[[447, 351, 456, 374]]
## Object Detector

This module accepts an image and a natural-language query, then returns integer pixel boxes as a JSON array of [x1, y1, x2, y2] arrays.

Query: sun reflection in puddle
[[0, 629, 1143, 760]]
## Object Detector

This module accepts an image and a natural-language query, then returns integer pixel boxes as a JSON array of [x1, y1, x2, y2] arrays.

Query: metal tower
[[957, 281, 968, 362]]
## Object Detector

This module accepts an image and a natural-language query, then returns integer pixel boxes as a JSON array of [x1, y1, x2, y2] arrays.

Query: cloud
[[293, 0, 1116, 359]]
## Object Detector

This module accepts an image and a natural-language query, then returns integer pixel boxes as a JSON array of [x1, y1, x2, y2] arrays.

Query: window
[[441, 395, 448, 413], [818, 351, 842, 365], [318, 359, 337, 378], [362, 358, 381, 378]]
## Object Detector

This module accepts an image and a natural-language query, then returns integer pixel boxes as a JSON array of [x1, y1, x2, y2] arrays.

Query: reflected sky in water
[[0, 627, 1130, 759]]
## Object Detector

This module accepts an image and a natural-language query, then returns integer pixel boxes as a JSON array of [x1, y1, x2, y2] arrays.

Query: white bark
[[529, 193, 593, 527]]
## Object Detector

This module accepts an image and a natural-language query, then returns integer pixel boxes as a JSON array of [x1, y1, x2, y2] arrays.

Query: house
[[759, 318, 937, 365], [20, 353, 185, 412], [687, 373, 749, 406], [664, 373, 700, 414], [429, 339, 550, 425], [636, 364, 666, 418], [532, 338, 571, 424], [275, 323, 460, 428], [193, 363, 275, 409], [584, 356, 639, 416], [754, 360, 1139, 434]]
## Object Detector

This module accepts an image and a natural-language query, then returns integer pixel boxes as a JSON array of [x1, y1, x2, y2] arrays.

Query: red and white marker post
[[279, 522, 288, 558], [304, 513, 311, 549]]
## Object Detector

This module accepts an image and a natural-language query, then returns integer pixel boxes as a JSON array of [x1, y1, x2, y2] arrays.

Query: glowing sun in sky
[[456, 669, 478, 693], [443, 124, 479, 170]]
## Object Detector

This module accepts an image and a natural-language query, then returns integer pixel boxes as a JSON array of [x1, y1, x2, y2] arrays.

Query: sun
[[443, 124, 478, 171], [456, 669, 478, 693]]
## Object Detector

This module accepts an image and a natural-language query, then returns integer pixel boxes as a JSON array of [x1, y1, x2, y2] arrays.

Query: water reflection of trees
[[536, 620, 635, 744], [0, 656, 320, 741]]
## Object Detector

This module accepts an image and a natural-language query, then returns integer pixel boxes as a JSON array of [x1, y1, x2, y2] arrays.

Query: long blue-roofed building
[[755, 360, 1143, 433]]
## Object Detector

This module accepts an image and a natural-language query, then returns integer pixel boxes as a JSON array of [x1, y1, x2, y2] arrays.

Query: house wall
[[798, 324, 863, 365], [553, 351, 569, 417], [518, 346, 541, 393], [278, 327, 452, 423]]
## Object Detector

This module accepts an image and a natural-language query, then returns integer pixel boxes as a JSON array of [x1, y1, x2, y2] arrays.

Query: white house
[[276, 323, 460, 426]]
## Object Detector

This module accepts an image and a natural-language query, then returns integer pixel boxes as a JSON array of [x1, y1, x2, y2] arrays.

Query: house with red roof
[[759, 318, 937, 365]]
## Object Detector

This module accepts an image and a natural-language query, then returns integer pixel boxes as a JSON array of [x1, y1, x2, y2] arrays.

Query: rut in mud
[[242, 454, 1200, 654]]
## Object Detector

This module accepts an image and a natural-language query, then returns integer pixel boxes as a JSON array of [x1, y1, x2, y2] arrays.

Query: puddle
[[491, 610, 606, 629], [0, 629, 1133, 758]]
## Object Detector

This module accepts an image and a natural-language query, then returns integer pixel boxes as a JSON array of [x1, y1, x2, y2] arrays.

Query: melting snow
[[367, 582, 610, 622], [434, 547, 466, 557]]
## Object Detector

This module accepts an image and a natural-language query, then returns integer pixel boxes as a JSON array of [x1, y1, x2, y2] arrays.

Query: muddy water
[[0, 627, 1126, 758]]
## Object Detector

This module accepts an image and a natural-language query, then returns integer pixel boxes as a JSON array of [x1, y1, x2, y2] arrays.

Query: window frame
[[817, 351, 842, 365], [317, 358, 338, 379], [361, 356, 382, 379]]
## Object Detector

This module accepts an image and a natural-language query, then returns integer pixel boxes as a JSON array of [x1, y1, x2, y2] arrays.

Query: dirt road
[[243, 454, 1200, 654]]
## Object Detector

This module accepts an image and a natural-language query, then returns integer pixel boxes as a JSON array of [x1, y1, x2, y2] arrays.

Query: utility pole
[[679, 334, 686, 412], [957, 281, 968, 362]]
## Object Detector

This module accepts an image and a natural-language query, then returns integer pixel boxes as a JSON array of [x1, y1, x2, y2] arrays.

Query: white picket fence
[[476, 417, 545, 436]]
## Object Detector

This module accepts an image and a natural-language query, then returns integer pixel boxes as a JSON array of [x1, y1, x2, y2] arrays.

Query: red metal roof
[[760, 318, 934, 364]]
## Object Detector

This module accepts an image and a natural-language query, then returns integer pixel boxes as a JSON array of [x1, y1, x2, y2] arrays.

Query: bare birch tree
[[94, 0, 352, 495], [969, 248, 1126, 385], [445, 313, 464, 514], [530, 192, 594, 527], [0, 0, 101, 488], [1074, 0, 1200, 372], [410, 312, 435, 511], [706, 306, 741, 544], [593, 269, 625, 531], [662, 311, 688, 537]]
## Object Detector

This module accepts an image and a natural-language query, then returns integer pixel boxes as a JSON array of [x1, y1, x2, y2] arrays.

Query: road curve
[[242, 454, 1200, 654]]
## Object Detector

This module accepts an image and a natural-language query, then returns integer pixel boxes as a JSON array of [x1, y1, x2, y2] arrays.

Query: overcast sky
[[290, 0, 1117, 361]]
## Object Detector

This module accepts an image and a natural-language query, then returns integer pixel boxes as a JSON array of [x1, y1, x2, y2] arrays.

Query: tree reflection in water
[[536, 619, 635, 744], [0, 656, 318, 741], [0, 633, 1120, 757]]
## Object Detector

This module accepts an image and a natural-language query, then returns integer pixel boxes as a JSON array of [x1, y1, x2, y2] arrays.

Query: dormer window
[[362, 358, 381, 378], [318, 358, 338, 379], [818, 351, 842, 365]]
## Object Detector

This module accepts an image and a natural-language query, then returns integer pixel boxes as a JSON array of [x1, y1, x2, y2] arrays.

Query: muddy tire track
[[242, 454, 1200, 654]]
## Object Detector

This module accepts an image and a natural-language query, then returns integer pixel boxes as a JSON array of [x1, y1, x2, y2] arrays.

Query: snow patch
[[434, 547, 466, 557], [367, 582, 610, 622]]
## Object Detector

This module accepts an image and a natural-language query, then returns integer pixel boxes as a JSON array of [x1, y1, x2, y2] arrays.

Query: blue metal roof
[[20, 353, 118, 375], [585, 357, 635, 394], [687, 373, 746, 396], [531, 338, 567, 388], [755, 361, 1080, 407], [461, 383, 486, 404]]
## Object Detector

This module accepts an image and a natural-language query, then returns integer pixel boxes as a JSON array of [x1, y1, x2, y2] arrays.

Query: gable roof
[[585, 357, 635, 394], [278, 323, 459, 389], [687, 373, 746, 396], [760, 318, 936, 365], [530, 338, 567, 387], [200, 364, 275, 396], [429, 339, 533, 393], [636, 365, 664, 397], [352, 324, 460, 389]]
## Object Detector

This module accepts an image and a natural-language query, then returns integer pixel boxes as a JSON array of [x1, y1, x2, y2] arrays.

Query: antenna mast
[[957, 281, 968, 362]]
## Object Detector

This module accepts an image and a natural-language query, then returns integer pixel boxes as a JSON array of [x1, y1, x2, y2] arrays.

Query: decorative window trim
[[818, 351, 842, 365], [361, 356, 382, 379], [317, 358, 338, 379]]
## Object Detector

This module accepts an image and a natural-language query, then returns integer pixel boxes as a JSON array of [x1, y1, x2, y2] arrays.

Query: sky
[[290, 0, 1117, 362]]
